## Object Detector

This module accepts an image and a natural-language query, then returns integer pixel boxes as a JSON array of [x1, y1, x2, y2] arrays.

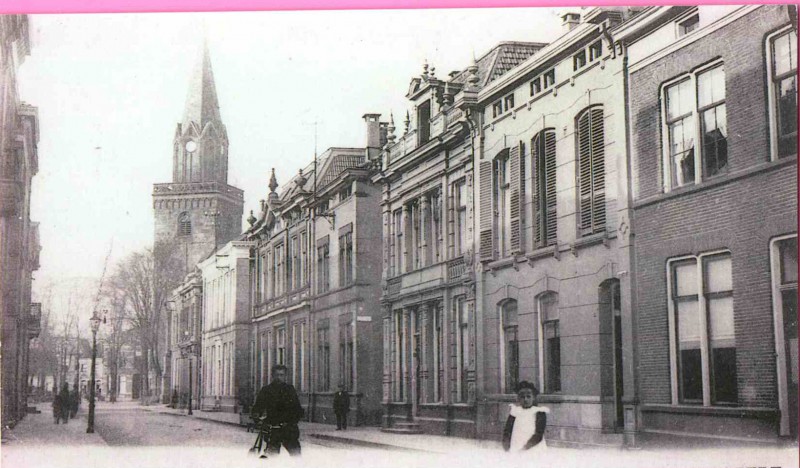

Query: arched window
[[502, 299, 519, 393], [178, 212, 191, 236], [576, 106, 606, 237], [539, 292, 561, 393]]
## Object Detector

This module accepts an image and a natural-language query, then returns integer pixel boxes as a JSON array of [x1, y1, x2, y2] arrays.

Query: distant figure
[[52, 384, 62, 424], [333, 384, 350, 431], [57, 383, 70, 424], [171, 389, 179, 408], [502, 381, 548, 452], [251, 365, 304, 458], [69, 383, 80, 418]]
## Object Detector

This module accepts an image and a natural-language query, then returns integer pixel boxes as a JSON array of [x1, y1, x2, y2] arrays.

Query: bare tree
[[110, 240, 183, 404]]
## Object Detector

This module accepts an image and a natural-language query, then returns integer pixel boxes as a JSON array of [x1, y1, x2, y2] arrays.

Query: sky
[[19, 7, 568, 304]]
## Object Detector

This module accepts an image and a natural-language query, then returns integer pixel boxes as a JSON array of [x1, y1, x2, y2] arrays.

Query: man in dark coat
[[251, 365, 304, 457], [57, 383, 70, 424], [52, 384, 62, 424], [332, 384, 350, 431], [69, 383, 80, 418]]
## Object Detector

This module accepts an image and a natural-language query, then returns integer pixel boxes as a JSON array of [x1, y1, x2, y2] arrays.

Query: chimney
[[562, 12, 581, 32], [363, 113, 382, 161]]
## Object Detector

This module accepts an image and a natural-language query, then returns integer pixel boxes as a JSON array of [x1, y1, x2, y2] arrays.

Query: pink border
[[1, 0, 795, 15]]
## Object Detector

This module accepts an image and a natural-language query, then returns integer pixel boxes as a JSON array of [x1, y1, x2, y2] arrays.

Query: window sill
[[526, 244, 559, 262], [571, 230, 612, 254], [640, 404, 778, 419], [636, 156, 797, 209]]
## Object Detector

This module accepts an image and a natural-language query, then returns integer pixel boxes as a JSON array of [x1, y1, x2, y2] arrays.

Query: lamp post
[[87, 310, 104, 434]]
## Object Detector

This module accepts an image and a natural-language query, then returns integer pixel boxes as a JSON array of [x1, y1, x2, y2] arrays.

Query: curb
[[143, 408, 245, 429], [307, 433, 428, 452]]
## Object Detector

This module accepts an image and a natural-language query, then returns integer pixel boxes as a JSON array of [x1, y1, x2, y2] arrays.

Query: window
[[543, 69, 555, 89], [677, 13, 699, 37], [317, 240, 330, 293], [768, 28, 798, 159], [531, 129, 557, 247], [418, 99, 431, 144], [275, 244, 285, 296], [454, 180, 467, 256], [530, 77, 542, 97], [430, 191, 442, 262], [669, 252, 736, 405], [771, 235, 798, 436], [588, 40, 603, 62], [504, 93, 515, 112], [576, 106, 606, 236], [317, 323, 330, 392], [539, 292, 561, 393], [300, 232, 308, 286], [502, 300, 519, 394], [339, 321, 354, 390], [288, 236, 297, 291], [492, 100, 503, 119], [434, 306, 444, 402], [275, 327, 286, 367], [391, 209, 402, 276], [455, 297, 471, 402], [573, 49, 587, 71], [339, 228, 353, 287], [178, 212, 191, 236], [663, 63, 727, 190], [316, 200, 329, 215], [411, 201, 421, 269], [494, 151, 512, 257], [339, 185, 352, 201]]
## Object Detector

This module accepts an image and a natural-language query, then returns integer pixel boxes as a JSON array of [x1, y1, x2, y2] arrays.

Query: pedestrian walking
[[502, 381, 548, 453], [333, 384, 350, 431], [69, 383, 80, 418], [52, 384, 62, 424], [250, 365, 304, 458], [57, 383, 71, 424]]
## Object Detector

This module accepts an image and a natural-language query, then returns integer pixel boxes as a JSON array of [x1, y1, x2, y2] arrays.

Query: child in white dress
[[502, 381, 549, 452]]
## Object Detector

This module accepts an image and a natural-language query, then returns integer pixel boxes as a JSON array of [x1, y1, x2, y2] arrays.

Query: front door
[[782, 288, 797, 439]]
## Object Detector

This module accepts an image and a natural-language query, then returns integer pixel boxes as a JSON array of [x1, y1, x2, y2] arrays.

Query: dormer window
[[418, 99, 431, 144], [677, 13, 699, 37], [339, 186, 352, 201]]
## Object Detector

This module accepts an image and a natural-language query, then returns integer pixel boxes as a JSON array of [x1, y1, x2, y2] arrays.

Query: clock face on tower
[[185, 140, 197, 153]]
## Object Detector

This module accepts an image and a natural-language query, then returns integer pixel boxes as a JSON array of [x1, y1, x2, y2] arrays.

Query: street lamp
[[87, 310, 104, 434]]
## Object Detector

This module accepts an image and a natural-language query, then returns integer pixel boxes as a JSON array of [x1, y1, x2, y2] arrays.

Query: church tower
[[152, 42, 244, 272]]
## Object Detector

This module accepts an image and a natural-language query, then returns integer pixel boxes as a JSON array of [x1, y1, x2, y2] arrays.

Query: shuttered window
[[576, 106, 606, 237], [478, 160, 494, 261], [531, 129, 557, 247], [508, 143, 523, 254]]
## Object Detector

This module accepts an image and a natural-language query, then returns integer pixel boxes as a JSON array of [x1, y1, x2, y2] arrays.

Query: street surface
[[2, 401, 798, 468]]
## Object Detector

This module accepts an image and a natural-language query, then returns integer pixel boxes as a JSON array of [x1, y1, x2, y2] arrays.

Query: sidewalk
[[145, 403, 501, 454], [1, 405, 107, 447]]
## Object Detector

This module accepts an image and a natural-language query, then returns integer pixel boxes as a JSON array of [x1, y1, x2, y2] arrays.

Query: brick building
[[618, 5, 797, 444], [376, 42, 547, 436], [0, 15, 41, 428], [471, 9, 638, 447], [246, 116, 386, 426]]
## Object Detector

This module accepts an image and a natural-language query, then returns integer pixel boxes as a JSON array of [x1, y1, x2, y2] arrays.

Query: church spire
[[182, 39, 222, 132]]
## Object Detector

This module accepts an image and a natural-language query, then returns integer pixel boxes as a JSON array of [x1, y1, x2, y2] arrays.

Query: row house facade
[[619, 5, 798, 445], [376, 42, 546, 437], [0, 15, 41, 427], [166, 270, 202, 410], [472, 9, 637, 447], [198, 239, 253, 412], [247, 116, 386, 426]]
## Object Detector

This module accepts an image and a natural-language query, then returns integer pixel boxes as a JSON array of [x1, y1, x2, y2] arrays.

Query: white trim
[[659, 60, 725, 193], [770, 233, 797, 436], [666, 249, 732, 406], [537, 295, 546, 392]]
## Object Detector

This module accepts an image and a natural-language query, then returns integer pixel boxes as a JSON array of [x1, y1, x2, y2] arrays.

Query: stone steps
[[381, 421, 423, 434]]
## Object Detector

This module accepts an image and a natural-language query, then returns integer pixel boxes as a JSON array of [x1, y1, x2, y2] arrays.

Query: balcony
[[447, 257, 467, 281], [384, 262, 446, 298]]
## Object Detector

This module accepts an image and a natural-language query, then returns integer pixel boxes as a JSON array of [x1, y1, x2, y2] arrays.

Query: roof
[[450, 41, 546, 88], [181, 40, 222, 132], [315, 149, 365, 190]]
